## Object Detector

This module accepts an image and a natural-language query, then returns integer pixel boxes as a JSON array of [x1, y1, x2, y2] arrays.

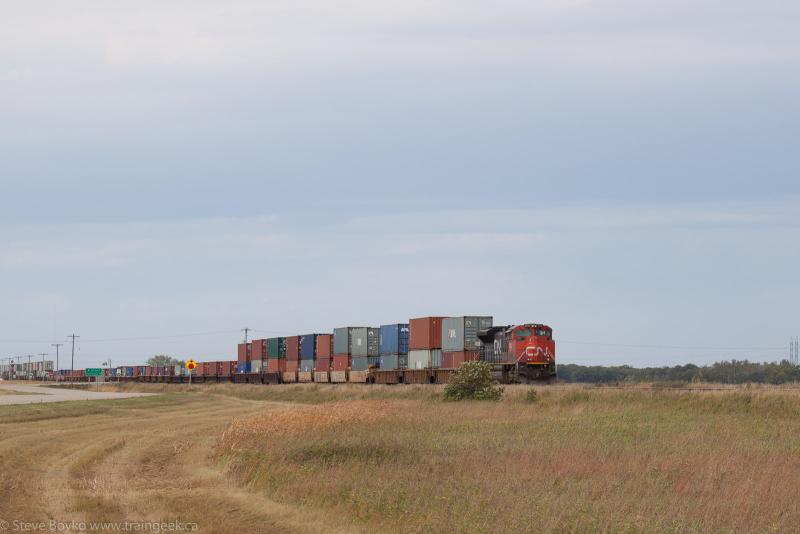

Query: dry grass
[[217, 384, 800, 533], [5, 382, 800, 532]]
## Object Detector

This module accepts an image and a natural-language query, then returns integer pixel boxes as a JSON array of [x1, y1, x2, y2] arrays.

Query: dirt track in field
[[0, 383, 155, 405], [0, 393, 357, 534]]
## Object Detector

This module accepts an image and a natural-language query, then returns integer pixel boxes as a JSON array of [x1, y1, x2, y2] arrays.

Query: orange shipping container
[[316, 334, 333, 358], [267, 358, 285, 373], [332, 355, 350, 372], [409, 317, 444, 350]]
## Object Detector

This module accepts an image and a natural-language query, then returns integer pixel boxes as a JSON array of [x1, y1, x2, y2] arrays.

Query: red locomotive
[[479, 324, 556, 383]]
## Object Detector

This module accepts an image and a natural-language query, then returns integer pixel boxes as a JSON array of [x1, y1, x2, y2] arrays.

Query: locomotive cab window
[[535, 329, 551, 338], [516, 328, 532, 339]]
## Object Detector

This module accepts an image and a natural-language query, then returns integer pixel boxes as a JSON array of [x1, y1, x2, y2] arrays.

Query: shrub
[[524, 389, 538, 403], [443, 361, 504, 401]]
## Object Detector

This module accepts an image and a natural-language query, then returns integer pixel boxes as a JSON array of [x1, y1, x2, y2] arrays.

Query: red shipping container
[[251, 340, 266, 362], [316, 334, 333, 358], [332, 355, 350, 372], [442, 351, 480, 369], [267, 358, 286, 373], [286, 336, 301, 360], [409, 317, 444, 350], [238, 343, 251, 364], [286, 359, 299, 372], [316, 357, 331, 371]]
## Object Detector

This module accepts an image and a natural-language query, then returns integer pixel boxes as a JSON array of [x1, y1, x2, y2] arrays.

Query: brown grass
[[5, 383, 800, 532], [217, 384, 800, 533]]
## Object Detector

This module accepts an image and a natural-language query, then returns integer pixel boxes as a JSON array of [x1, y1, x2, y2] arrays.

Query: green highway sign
[[85, 368, 103, 377]]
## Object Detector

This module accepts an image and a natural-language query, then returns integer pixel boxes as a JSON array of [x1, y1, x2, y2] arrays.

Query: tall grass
[[216, 386, 800, 533]]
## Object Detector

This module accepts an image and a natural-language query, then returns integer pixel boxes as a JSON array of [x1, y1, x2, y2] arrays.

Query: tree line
[[557, 360, 800, 384]]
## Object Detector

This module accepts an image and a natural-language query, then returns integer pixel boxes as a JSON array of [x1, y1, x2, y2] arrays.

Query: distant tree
[[147, 355, 184, 367]]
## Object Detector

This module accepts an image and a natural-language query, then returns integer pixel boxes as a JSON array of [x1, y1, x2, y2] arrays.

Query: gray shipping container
[[334, 327, 365, 355], [379, 354, 407, 370], [351, 327, 369, 357], [367, 327, 380, 357], [300, 360, 314, 372], [442, 316, 493, 352], [351, 356, 369, 371]]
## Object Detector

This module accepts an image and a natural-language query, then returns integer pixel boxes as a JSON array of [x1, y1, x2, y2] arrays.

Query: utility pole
[[242, 328, 251, 344], [52, 343, 63, 372], [27, 354, 33, 380], [68, 334, 79, 371], [38, 353, 47, 381]]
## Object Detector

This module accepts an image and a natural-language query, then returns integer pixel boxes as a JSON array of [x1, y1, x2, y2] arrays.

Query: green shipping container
[[268, 337, 287, 358]]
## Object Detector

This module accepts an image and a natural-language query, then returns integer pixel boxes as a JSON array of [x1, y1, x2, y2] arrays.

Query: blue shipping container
[[237, 362, 250, 374], [301, 334, 317, 359], [380, 324, 409, 355]]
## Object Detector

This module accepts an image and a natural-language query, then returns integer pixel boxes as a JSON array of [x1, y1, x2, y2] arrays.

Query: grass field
[[2, 383, 799, 533]]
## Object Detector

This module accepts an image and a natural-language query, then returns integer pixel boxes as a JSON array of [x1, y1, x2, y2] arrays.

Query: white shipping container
[[251, 360, 263, 373], [408, 349, 443, 369]]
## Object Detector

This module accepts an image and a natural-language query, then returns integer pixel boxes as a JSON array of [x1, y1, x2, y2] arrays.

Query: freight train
[[5, 316, 556, 385]]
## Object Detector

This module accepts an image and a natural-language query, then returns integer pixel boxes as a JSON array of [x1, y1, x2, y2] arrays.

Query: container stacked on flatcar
[[379, 324, 409, 370], [408, 317, 444, 369], [267, 337, 286, 373], [315, 334, 333, 382], [251, 339, 267, 374], [442, 316, 493, 369], [238, 342, 251, 373]]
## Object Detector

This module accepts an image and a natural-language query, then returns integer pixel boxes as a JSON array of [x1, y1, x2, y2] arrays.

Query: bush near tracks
[[443, 361, 504, 401]]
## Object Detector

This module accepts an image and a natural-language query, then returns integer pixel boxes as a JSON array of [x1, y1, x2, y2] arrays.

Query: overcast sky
[[1, 0, 798, 368]]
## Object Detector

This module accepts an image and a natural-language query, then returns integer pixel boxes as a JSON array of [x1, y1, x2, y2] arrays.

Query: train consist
[[2, 316, 556, 385]]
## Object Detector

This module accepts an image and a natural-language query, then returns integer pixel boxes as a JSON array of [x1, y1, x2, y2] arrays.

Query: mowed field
[[2, 383, 800, 533]]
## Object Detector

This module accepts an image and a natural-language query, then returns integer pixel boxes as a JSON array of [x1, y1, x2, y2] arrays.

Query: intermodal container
[[316, 358, 331, 372], [286, 336, 301, 360], [238, 343, 251, 364], [251, 339, 267, 361], [380, 324, 409, 355], [267, 358, 285, 373], [379, 354, 407, 370], [351, 328, 369, 357], [236, 363, 248, 373], [332, 355, 350, 371], [267, 338, 286, 358], [316, 334, 333, 358], [334, 327, 366, 356], [300, 335, 317, 359], [367, 327, 380, 356], [441, 317, 493, 352], [219, 361, 234, 376], [286, 359, 299, 373], [442, 351, 480, 369], [351, 356, 369, 371], [251, 360, 263, 373], [300, 360, 314, 372], [408, 349, 443, 369], [409, 317, 444, 350]]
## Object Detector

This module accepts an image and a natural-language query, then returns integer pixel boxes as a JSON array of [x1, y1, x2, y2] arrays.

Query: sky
[[1, 0, 798, 368]]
